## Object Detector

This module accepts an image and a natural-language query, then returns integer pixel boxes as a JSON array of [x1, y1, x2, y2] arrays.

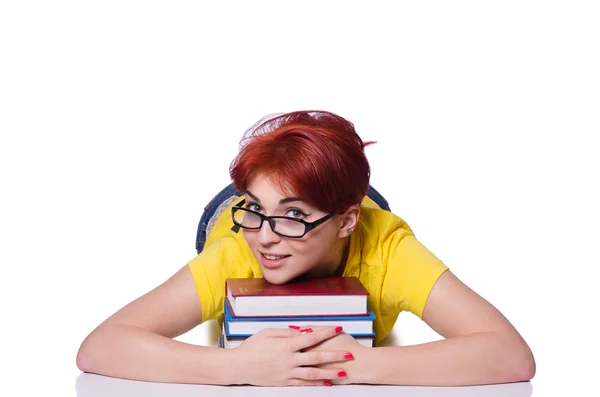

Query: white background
[[1, 1, 598, 396]]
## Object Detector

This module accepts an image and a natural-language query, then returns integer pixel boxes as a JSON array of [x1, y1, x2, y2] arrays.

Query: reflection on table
[[75, 373, 533, 397]]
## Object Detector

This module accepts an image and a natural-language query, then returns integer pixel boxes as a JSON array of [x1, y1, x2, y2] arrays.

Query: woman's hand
[[302, 329, 369, 385], [231, 326, 354, 386]]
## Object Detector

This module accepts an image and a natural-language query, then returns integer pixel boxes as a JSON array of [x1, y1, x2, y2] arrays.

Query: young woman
[[76, 110, 535, 386]]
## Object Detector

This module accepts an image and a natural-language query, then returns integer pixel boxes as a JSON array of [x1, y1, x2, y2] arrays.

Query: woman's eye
[[246, 203, 261, 212], [286, 209, 307, 219]]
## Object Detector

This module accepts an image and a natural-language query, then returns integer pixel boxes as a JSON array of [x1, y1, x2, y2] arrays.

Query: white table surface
[[75, 373, 533, 397]]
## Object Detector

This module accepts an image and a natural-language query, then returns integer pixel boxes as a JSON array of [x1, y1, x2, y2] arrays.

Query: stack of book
[[217, 276, 376, 348]]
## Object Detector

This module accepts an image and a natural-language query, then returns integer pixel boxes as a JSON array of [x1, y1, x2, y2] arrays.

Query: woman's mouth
[[260, 253, 291, 268]]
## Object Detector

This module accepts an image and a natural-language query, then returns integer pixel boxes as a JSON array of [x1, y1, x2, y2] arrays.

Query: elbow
[[502, 340, 536, 383], [76, 333, 101, 374], [76, 324, 130, 375], [510, 353, 536, 383], [76, 340, 93, 373], [518, 349, 536, 381]]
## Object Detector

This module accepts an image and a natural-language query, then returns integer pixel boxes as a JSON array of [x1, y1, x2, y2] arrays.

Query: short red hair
[[230, 110, 373, 213]]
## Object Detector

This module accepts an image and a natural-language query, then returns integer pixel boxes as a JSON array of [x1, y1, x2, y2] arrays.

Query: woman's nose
[[257, 219, 281, 245]]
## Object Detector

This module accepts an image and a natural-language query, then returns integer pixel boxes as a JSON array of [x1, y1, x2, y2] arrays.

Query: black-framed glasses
[[231, 199, 338, 238]]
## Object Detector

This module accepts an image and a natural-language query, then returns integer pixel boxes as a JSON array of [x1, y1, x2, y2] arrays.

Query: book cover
[[219, 321, 376, 349], [225, 276, 370, 317], [222, 334, 375, 348], [223, 298, 375, 335], [226, 276, 369, 297], [221, 320, 376, 341]]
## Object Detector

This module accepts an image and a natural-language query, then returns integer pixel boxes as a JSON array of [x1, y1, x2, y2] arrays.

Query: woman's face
[[242, 174, 347, 284]]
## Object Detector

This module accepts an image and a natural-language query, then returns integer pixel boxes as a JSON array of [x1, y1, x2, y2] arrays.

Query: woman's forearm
[[359, 332, 535, 386], [76, 323, 235, 384]]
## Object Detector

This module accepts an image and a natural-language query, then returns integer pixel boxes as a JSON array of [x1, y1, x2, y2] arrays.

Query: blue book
[[223, 298, 376, 337], [221, 331, 375, 348]]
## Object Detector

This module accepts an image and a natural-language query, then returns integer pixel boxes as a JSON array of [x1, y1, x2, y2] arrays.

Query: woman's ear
[[337, 205, 360, 238]]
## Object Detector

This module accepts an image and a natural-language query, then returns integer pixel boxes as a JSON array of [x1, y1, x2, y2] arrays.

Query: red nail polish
[[323, 381, 332, 386], [288, 325, 300, 330], [335, 326, 343, 333], [300, 328, 313, 334], [344, 352, 353, 359], [338, 371, 347, 377]]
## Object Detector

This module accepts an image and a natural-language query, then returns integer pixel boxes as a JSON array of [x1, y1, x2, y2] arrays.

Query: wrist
[[225, 347, 248, 385], [355, 345, 380, 384], [216, 347, 244, 385]]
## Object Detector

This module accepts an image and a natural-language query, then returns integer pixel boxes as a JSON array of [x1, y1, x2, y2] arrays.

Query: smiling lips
[[260, 252, 291, 268], [263, 253, 289, 260]]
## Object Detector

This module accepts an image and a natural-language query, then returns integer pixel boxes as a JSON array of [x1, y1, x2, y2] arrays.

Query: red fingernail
[[344, 352, 353, 359], [288, 325, 300, 330], [338, 371, 347, 377], [335, 326, 343, 333], [323, 381, 332, 386], [300, 328, 313, 334]]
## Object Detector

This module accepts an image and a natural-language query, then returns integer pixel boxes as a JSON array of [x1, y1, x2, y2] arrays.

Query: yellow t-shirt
[[187, 195, 448, 344]]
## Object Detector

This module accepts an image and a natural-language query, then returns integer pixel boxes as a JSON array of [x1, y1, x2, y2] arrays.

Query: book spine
[[224, 331, 376, 339]]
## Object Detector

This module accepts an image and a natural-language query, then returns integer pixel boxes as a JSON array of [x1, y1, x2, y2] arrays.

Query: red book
[[225, 277, 369, 317]]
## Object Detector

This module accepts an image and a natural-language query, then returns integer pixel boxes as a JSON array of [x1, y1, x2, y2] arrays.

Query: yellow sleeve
[[381, 234, 449, 319], [187, 235, 254, 323]]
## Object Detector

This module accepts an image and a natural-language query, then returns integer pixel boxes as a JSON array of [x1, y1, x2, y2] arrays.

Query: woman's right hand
[[231, 326, 353, 386]]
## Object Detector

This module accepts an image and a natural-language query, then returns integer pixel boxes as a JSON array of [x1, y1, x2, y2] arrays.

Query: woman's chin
[[261, 269, 297, 285]]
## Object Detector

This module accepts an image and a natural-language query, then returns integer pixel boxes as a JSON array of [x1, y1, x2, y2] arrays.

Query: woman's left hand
[[302, 327, 369, 385]]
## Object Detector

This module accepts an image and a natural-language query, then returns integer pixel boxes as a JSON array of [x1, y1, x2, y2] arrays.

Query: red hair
[[230, 110, 374, 213]]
